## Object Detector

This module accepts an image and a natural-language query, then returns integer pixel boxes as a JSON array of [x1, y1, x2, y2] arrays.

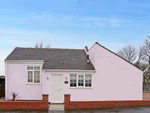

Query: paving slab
[[49, 103, 64, 111]]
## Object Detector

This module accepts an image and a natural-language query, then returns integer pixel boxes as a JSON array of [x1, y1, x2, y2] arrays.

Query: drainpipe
[[43, 70, 45, 94], [5, 60, 7, 100], [149, 56, 150, 83]]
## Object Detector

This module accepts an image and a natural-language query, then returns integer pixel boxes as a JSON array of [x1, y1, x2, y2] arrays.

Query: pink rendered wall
[[87, 43, 143, 101], [6, 63, 43, 100], [44, 44, 143, 102], [6, 43, 143, 102], [44, 71, 96, 102]]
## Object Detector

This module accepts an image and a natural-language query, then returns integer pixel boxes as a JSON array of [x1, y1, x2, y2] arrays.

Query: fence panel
[[0, 84, 5, 97]]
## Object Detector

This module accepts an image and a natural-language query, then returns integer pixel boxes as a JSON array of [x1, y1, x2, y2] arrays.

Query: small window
[[85, 75, 92, 87], [70, 74, 77, 87], [70, 74, 92, 88], [27, 66, 40, 84]]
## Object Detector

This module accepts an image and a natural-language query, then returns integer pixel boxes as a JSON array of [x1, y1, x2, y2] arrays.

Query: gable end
[[89, 42, 143, 72]]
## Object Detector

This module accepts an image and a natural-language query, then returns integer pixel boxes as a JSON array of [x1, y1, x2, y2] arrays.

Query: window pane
[[27, 66, 33, 70], [73, 80, 76, 83], [78, 80, 83, 83], [85, 75, 91, 79], [70, 74, 77, 87], [85, 83, 89, 87], [85, 75, 92, 87], [89, 83, 91, 87], [85, 80, 91, 83], [70, 83, 74, 87], [74, 83, 76, 87], [34, 67, 40, 70], [34, 71, 40, 83], [28, 71, 33, 82], [70, 74, 76, 79], [70, 83, 77, 87], [70, 80, 73, 83], [78, 75, 84, 79], [78, 79, 84, 86]]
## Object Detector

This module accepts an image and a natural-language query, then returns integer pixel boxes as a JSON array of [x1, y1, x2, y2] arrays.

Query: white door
[[50, 74, 64, 103]]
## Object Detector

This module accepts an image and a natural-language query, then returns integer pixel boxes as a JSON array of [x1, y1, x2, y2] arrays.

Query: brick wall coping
[[68, 100, 150, 102], [64, 94, 71, 96], [42, 94, 49, 95], [143, 91, 150, 93], [0, 101, 43, 103]]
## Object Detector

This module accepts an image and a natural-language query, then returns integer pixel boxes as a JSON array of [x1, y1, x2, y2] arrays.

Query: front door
[[50, 74, 63, 103]]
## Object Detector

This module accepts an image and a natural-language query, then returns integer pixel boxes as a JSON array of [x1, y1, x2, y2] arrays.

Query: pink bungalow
[[5, 42, 143, 110]]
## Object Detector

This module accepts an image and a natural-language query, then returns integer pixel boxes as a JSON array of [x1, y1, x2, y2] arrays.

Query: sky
[[0, 0, 150, 75]]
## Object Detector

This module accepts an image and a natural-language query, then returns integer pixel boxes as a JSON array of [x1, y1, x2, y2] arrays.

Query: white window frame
[[27, 66, 41, 84], [77, 75, 85, 87], [70, 74, 92, 88], [85, 74, 92, 87]]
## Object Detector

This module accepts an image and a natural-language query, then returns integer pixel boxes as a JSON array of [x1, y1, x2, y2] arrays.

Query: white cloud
[[81, 23, 93, 27], [0, 9, 129, 28], [108, 19, 123, 27], [94, 22, 105, 27], [0, 28, 81, 41], [79, 17, 126, 27]]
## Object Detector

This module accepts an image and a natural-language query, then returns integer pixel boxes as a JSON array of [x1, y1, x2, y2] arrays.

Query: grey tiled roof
[[5, 47, 95, 70]]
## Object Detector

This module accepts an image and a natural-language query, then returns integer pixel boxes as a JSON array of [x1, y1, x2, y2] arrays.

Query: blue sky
[[0, 0, 150, 75]]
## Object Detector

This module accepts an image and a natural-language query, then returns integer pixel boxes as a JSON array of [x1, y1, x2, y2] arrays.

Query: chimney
[[87, 55, 89, 64], [85, 46, 88, 52]]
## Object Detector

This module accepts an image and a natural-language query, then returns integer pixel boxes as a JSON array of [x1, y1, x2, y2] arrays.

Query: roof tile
[[5, 47, 95, 70]]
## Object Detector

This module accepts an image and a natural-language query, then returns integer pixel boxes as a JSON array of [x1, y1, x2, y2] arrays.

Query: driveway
[[1, 107, 150, 113]]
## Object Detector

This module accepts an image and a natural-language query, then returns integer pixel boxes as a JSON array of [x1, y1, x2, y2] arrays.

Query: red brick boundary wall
[[0, 94, 49, 111], [143, 91, 150, 100], [64, 94, 150, 110]]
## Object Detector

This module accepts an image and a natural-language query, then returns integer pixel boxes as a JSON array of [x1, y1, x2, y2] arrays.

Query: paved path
[[49, 103, 64, 111]]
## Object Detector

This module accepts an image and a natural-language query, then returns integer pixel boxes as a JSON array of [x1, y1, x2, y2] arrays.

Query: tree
[[117, 44, 138, 63], [117, 36, 150, 83], [34, 41, 50, 48], [45, 43, 50, 48], [141, 36, 150, 63], [141, 36, 150, 83], [134, 62, 149, 83], [116, 43, 148, 83], [117, 44, 145, 64]]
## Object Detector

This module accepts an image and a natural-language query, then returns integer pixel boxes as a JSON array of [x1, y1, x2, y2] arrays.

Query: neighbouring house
[[5, 42, 143, 103]]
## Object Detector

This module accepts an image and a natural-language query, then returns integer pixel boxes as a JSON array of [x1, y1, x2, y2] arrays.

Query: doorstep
[[49, 103, 64, 111]]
